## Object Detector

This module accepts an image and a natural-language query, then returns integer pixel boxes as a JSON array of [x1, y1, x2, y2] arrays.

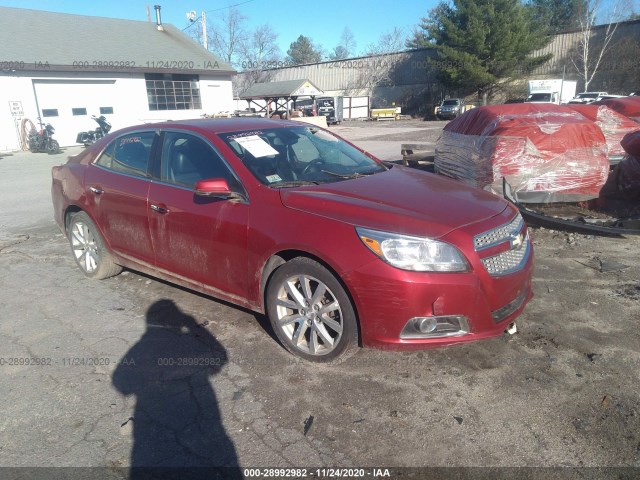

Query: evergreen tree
[[417, 0, 553, 103], [528, 0, 589, 33], [286, 35, 323, 64]]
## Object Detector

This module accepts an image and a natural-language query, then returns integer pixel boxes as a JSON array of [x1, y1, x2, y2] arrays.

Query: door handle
[[89, 186, 103, 195], [150, 204, 169, 214]]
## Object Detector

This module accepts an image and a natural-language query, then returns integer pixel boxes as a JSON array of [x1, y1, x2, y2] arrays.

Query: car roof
[[114, 117, 306, 136]]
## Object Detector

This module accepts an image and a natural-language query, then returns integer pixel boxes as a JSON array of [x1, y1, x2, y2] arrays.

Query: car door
[[147, 130, 250, 299], [84, 131, 158, 266]]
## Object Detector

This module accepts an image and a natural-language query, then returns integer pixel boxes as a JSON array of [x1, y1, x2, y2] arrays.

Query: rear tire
[[68, 211, 122, 279], [28, 137, 39, 152], [266, 257, 359, 363]]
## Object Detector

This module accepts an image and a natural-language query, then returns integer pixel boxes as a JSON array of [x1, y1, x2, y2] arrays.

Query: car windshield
[[218, 126, 387, 187], [527, 93, 552, 102], [577, 93, 599, 99], [442, 100, 459, 106]]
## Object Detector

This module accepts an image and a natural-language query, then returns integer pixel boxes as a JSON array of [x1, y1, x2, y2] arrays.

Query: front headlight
[[356, 227, 469, 272]]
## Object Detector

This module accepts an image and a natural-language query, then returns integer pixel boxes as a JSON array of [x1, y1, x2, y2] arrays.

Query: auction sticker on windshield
[[234, 135, 278, 157], [266, 174, 282, 183]]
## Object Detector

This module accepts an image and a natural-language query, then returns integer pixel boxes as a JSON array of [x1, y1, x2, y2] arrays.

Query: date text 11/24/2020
[[0, 357, 136, 367], [243, 468, 391, 478], [71, 60, 222, 70]]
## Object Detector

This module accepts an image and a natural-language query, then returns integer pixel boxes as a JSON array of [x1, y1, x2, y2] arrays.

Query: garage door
[[33, 80, 116, 147]]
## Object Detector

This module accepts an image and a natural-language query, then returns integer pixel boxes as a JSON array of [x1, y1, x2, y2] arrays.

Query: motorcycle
[[76, 115, 112, 146], [28, 119, 60, 154]]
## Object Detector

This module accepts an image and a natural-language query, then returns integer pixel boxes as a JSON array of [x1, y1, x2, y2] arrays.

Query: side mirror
[[194, 178, 231, 196], [194, 178, 245, 201]]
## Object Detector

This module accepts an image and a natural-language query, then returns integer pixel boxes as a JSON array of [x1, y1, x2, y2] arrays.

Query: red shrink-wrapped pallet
[[435, 103, 610, 203], [567, 104, 640, 161], [594, 96, 640, 122]]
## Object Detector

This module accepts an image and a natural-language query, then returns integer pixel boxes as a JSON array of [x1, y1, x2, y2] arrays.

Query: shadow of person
[[113, 299, 242, 480]]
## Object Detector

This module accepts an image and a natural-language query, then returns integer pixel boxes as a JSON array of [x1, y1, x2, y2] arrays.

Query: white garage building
[[0, 6, 235, 151]]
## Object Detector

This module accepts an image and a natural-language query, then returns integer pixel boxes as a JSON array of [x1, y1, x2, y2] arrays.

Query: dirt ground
[[0, 120, 639, 479]]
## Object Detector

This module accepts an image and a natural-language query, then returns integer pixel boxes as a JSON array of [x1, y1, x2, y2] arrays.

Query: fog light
[[417, 317, 437, 333], [400, 316, 469, 339]]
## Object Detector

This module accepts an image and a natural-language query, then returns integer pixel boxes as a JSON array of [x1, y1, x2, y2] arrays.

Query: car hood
[[279, 166, 508, 239]]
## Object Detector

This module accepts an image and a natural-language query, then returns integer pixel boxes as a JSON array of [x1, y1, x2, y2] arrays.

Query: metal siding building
[[235, 50, 439, 115], [235, 19, 640, 114], [530, 19, 640, 93]]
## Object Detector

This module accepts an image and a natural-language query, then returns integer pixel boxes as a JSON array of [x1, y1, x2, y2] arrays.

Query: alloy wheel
[[274, 274, 344, 356], [70, 221, 100, 273]]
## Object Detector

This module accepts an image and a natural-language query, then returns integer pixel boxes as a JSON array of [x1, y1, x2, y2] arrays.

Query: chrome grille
[[474, 214, 524, 250], [481, 234, 530, 276], [475, 213, 530, 276]]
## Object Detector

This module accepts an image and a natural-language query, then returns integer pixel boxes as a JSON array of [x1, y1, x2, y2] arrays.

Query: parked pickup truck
[[435, 98, 469, 120], [568, 92, 608, 104]]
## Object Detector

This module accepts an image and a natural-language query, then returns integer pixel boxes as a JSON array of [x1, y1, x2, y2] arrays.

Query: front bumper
[[344, 258, 533, 349], [437, 110, 459, 119], [343, 213, 534, 350]]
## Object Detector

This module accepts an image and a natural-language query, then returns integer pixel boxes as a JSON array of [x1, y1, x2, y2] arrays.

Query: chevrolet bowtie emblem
[[510, 231, 524, 249]]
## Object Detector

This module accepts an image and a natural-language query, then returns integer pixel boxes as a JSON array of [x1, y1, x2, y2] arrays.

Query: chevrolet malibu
[[51, 118, 533, 362]]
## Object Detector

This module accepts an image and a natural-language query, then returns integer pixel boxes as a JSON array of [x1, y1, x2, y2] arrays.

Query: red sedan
[[51, 118, 533, 362]]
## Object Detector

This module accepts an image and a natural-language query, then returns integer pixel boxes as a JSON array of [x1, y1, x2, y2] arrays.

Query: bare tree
[[208, 7, 249, 67], [342, 27, 408, 94], [243, 25, 280, 66], [235, 24, 282, 96], [571, 0, 631, 91], [364, 27, 408, 56], [329, 27, 357, 60]]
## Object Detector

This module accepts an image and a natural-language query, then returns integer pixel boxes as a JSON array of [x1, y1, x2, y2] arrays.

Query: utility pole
[[202, 11, 208, 50]]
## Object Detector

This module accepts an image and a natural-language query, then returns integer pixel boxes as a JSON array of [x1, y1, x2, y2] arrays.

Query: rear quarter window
[[95, 132, 155, 177]]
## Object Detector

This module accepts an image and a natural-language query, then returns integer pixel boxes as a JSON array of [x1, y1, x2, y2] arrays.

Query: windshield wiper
[[270, 180, 320, 188], [320, 169, 379, 179]]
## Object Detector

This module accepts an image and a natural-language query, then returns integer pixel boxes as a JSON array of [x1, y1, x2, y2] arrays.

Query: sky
[[0, 0, 438, 57]]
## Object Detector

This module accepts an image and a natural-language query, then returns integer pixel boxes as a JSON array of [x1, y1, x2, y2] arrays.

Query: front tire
[[68, 211, 122, 279], [47, 140, 60, 154], [266, 257, 359, 363]]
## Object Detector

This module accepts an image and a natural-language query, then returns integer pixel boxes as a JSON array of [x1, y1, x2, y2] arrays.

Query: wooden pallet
[[401, 143, 435, 167]]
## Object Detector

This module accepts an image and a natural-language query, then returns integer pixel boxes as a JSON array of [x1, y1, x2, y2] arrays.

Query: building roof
[[240, 79, 324, 99], [0, 6, 235, 75]]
